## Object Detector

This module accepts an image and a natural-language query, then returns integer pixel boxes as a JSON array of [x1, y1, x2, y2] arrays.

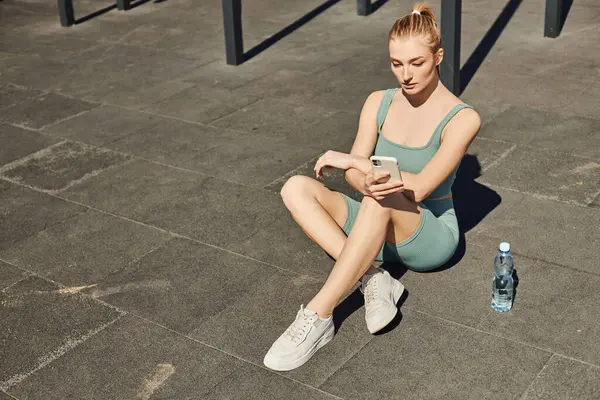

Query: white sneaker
[[263, 305, 334, 371], [361, 268, 404, 334]]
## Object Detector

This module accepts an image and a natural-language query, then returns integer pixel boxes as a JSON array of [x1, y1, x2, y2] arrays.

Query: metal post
[[57, 0, 75, 27], [357, 0, 371, 16], [440, 0, 461, 95], [222, 0, 244, 65], [117, 0, 131, 11], [544, 0, 562, 38]]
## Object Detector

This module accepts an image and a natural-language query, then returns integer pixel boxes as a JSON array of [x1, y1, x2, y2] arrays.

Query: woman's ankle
[[305, 302, 333, 319], [362, 265, 380, 279]]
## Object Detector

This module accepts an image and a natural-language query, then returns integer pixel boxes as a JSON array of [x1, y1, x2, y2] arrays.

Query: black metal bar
[[222, 0, 244, 65], [117, 0, 131, 11], [440, 0, 461, 95], [544, 0, 562, 38], [57, 0, 75, 27], [356, 0, 371, 16]]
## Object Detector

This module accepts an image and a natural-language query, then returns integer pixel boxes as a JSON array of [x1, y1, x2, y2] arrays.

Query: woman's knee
[[360, 195, 392, 216], [280, 175, 317, 207]]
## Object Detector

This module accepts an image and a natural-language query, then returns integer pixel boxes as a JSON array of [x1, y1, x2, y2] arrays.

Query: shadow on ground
[[71, 0, 167, 24], [245, 0, 390, 61]]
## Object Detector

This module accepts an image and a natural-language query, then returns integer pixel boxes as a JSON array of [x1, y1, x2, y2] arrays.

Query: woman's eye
[[392, 63, 401, 68], [414, 63, 424, 67]]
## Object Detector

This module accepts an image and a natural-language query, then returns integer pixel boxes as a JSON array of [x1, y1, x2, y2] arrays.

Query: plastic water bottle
[[491, 242, 514, 312]]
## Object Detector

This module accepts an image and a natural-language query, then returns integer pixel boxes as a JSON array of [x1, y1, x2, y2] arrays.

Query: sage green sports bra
[[373, 88, 473, 200]]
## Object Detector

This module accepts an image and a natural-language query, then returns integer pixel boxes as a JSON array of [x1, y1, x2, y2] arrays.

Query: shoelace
[[285, 311, 315, 344], [364, 276, 380, 303]]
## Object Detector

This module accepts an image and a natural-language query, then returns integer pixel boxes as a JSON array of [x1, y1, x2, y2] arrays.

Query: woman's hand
[[362, 169, 404, 200], [314, 151, 356, 179]]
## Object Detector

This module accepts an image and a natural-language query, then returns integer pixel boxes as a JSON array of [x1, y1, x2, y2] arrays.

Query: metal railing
[[57, 0, 567, 94]]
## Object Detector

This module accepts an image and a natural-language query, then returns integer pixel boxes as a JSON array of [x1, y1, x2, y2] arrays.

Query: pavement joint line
[[203, 97, 265, 126], [126, 313, 346, 400], [0, 140, 69, 174], [518, 353, 554, 400], [263, 153, 322, 188], [0, 257, 128, 314], [586, 187, 600, 206], [549, 353, 600, 370], [0, 315, 124, 392], [1, 182, 324, 283], [403, 305, 600, 369], [1, 127, 276, 194], [38, 104, 100, 131], [316, 334, 375, 391], [476, 180, 596, 208], [481, 143, 517, 172], [465, 238, 600, 278], [0, 275, 31, 294], [0, 157, 136, 195], [0, 390, 20, 400]]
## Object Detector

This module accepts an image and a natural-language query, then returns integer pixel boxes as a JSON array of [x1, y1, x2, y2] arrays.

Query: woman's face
[[389, 36, 442, 94]]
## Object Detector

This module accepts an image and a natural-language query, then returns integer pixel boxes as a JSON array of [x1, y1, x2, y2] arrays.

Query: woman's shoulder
[[366, 90, 387, 104]]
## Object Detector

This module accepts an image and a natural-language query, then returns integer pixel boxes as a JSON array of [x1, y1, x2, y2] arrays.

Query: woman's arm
[[402, 108, 482, 202], [344, 91, 385, 192]]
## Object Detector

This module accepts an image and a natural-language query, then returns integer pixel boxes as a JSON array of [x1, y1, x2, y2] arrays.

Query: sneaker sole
[[368, 280, 405, 334], [263, 326, 335, 371]]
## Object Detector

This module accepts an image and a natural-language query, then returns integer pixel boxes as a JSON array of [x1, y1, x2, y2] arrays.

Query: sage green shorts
[[340, 194, 459, 272]]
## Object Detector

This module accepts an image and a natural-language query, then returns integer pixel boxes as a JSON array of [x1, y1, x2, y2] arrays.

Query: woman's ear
[[436, 48, 444, 66]]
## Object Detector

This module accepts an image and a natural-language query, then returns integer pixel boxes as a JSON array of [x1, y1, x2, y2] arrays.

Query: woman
[[263, 3, 481, 371]]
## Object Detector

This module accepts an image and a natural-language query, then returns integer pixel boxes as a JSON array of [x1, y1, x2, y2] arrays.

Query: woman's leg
[[281, 175, 381, 275], [280, 175, 348, 259], [306, 192, 422, 317]]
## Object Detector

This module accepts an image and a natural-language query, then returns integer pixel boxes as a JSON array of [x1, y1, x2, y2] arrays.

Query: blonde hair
[[388, 3, 441, 53]]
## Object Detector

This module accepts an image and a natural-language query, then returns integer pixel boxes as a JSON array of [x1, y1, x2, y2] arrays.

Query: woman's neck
[[403, 75, 441, 108]]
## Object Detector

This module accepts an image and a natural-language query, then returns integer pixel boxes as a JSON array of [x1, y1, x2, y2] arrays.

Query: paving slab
[[0, 276, 122, 391], [320, 308, 551, 400], [191, 270, 374, 387], [0, 55, 89, 93], [180, 133, 323, 187], [6, 315, 244, 400], [142, 85, 260, 124], [63, 159, 285, 245], [84, 237, 278, 335], [230, 203, 336, 280], [106, 118, 234, 166], [480, 145, 600, 205], [521, 355, 600, 400], [0, 209, 171, 286], [0, 141, 131, 192], [0, 33, 106, 64], [0, 84, 44, 111], [81, 76, 195, 110], [204, 364, 340, 400], [0, 261, 28, 292], [479, 107, 600, 160], [209, 98, 337, 136], [467, 188, 600, 274], [42, 105, 164, 147], [0, 180, 85, 251], [0, 92, 98, 129], [476, 260, 600, 366], [0, 124, 59, 168]]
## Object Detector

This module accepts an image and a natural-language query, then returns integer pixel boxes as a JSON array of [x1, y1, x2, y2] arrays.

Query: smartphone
[[369, 155, 402, 181]]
